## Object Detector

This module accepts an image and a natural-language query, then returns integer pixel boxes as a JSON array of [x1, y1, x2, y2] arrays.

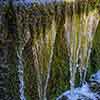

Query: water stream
[[17, 47, 26, 100], [64, 1, 99, 99], [11, 0, 100, 100], [32, 19, 56, 100], [16, 30, 30, 100], [15, 5, 30, 99]]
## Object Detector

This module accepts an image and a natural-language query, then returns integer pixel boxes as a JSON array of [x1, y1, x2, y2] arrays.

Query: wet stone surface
[[57, 71, 100, 100]]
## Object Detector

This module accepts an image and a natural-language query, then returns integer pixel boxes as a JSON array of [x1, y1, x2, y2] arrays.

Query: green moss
[[90, 21, 100, 74]]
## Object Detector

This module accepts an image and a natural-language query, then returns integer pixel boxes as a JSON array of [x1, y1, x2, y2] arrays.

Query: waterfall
[[64, 2, 99, 98], [43, 19, 56, 100], [79, 10, 99, 86], [11, 1, 100, 99], [32, 18, 56, 100]]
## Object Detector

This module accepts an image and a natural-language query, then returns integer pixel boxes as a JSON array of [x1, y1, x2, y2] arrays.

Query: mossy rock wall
[[0, 3, 20, 100], [0, 1, 100, 100]]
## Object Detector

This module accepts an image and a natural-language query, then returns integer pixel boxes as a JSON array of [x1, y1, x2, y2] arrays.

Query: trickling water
[[32, 45, 42, 100], [43, 20, 57, 100], [32, 19, 56, 100], [10, 0, 100, 99], [17, 48, 26, 100], [64, 2, 99, 98], [79, 11, 99, 86], [16, 32, 30, 100], [15, 7, 31, 98]]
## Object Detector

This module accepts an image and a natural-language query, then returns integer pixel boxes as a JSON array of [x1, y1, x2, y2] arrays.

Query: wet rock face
[[90, 71, 100, 83], [59, 95, 68, 100], [57, 94, 94, 100], [57, 71, 100, 100], [89, 71, 100, 95]]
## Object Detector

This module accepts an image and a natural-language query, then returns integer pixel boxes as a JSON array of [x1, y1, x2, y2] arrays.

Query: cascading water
[[43, 19, 57, 100], [32, 19, 56, 100], [62, 0, 100, 99], [0, 0, 100, 100], [15, 4, 30, 98], [16, 32, 30, 100], [79, 10, 99, 86], [10, 0, 100, 100], [16, 47, 26, 100], [13, 0, 31, 99]]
